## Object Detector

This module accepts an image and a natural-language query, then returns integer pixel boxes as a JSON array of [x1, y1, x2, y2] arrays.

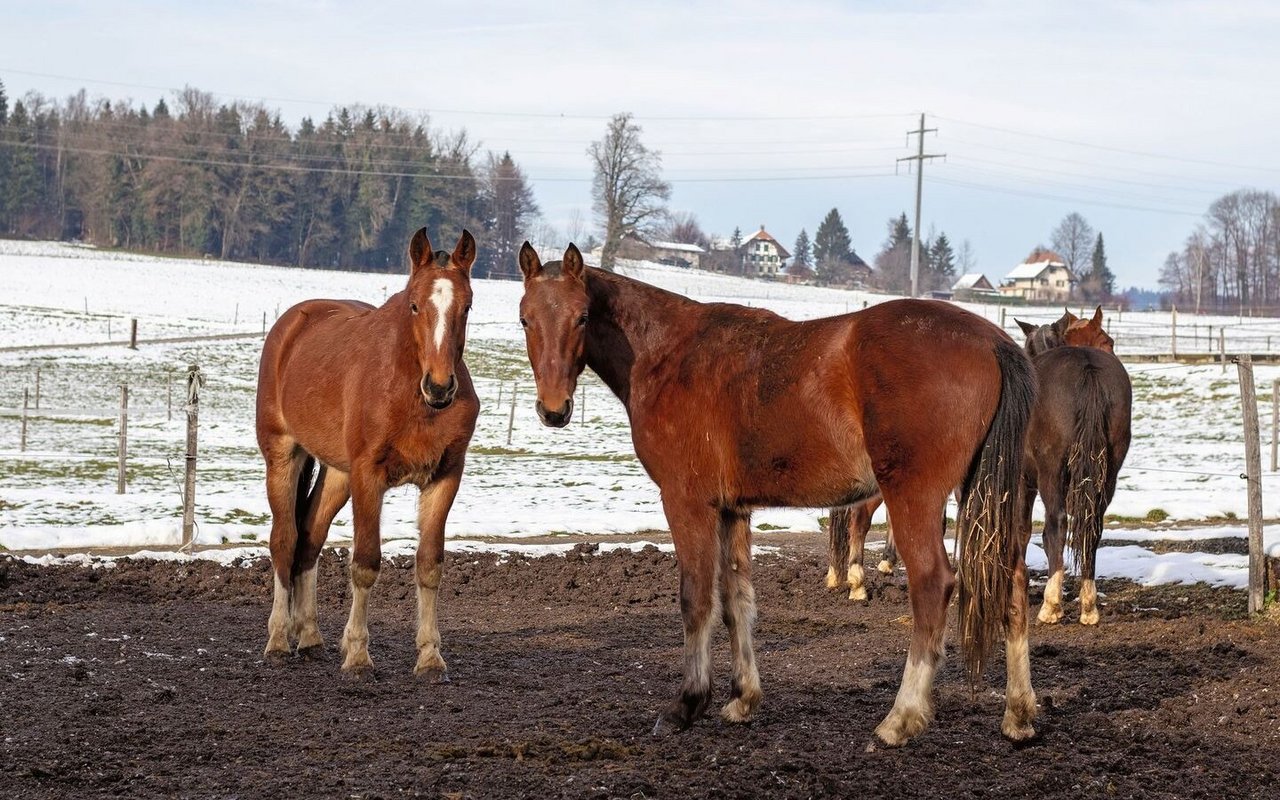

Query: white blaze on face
[[429, 280, 454, 349]]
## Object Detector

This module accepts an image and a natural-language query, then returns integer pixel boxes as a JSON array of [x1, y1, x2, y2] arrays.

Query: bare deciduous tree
[[1050, 212, 1095, 275], [588, 113, 670, 271]]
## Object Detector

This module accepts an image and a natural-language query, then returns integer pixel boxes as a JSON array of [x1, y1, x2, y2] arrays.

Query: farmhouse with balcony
[[739, 225, 790, 277], [999, 249, 1075, 302]]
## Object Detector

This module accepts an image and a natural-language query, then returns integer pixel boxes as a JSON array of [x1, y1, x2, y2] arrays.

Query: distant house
[[608, 232, 706, 269], [951, 273, 999, 300], [739, 225, 790, 277], [999, 249, 1075, 302]]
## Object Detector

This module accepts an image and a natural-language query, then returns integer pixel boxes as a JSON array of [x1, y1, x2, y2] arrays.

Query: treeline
[[1159, 189, 1280, 315], [0, 81, 539, 277]]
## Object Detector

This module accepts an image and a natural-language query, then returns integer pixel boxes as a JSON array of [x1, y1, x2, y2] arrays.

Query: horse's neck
[[583, 268, 687, 408]]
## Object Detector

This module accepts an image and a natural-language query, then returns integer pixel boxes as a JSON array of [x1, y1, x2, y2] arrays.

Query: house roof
[[1006, 259, 1070, 281], [741, 226, 791, 259], [650, 240, 705, 254], [952, 273, 992, 291]]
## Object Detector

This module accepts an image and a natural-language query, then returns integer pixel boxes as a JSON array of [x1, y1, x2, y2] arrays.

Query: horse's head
[[404, 227, 476, 409], [1063, 306, 1115, 353], [1015, 310, 1075, 358], [517, 241, 588, 428]]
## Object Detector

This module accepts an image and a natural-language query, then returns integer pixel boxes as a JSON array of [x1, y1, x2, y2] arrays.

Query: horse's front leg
[[340, 470, 384, 675], [719, 509, 762, 723], [413, 466, 463, 681], [653, 495, 721, 736]]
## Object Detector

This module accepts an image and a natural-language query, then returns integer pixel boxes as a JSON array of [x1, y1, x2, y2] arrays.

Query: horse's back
[[257, 298, 378, 446], [1028, 346, 1132, 471]]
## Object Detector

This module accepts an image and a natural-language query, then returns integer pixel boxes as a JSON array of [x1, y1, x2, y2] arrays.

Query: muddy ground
[[1, 534, 1277, 799]]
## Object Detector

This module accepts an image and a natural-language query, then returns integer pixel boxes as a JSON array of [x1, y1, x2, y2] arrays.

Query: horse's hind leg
[[719, 509, 762, 723], [413, 467, 463, 681], [263, 438, 309, 660], [873, 493, 952, 747], [291, 465, 350, 657], [341, 470, 384, 675], [653, 495, 720, 736], [845, 500, 876, 601], [1037, 481, 1067, 625], [826, 506, 851, 590], [1002, 531, 1037, 740]]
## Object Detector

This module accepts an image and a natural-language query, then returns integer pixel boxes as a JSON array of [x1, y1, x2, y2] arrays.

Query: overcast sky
[[6, 0, 1280, 289]]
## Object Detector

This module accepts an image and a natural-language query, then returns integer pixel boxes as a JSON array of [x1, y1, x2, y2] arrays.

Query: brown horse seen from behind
[[518, 243, 1038, 746], [256, 228, 478, 678], [1016, 307, 1131, 625]]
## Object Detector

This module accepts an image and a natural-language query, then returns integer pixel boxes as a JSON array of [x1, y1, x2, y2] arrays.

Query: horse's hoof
[[296, 644, 327, 662], [1079, 609, 1100, 626], [263, 649, 291, 667], [873, 708, 928, 747], [824, 567, 841, 590], [876, 560, 895, 576], [414, 666, 450, 684], [1036, 605, 1063, 625], [1002, 720, 1038, 742], [651, 713, 687, 738], [720, 697, 757, 724], [848, 585, 868, 602], [341, 664, 375, 681]]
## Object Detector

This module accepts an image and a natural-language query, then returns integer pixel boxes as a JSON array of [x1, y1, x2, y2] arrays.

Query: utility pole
[[897, 114, 945, 298]]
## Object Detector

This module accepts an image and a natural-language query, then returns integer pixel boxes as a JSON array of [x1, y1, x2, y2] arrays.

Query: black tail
[[1065, 368, 1111, 577], [291, 455, 317, 578], [827, 506, 853, 585], [957, 337, 1036, 684]]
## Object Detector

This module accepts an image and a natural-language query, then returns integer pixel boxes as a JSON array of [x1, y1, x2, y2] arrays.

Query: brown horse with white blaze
[[518, 242, 1038, 746], [256, 228, 478, 678]]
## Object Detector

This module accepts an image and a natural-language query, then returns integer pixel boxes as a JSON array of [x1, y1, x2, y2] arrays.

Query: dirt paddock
[[1, 534, 1277, 799]]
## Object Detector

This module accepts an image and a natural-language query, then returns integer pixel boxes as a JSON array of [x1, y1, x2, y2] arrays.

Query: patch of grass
[[215, 508, 270, 526], [1146, 508, 1170, 522], [754, 523, 788, 531], [239, 532, 258, 541], [1224, 511, 1238, 520]]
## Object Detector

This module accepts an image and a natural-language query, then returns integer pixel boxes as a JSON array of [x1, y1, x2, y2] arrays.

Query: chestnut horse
[[1015, 307, 1130, 625], [256, 228, 478, 677], [518, 243, 1038, 746], [825, 498, 897, 600]]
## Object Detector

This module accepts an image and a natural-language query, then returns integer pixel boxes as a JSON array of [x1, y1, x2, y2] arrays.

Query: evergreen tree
[[3, 100, 43, 236], [0, 78, 8, 125], [153, 97, 169, 120], [478, 151, 540, 280], [1083, 232, 1115, 301], [927, 231, 956, 290], [890, 213, 911, 249], [871, 213, 913, 293], [813, 208, 855, 284], [790, 228, 813, 277]]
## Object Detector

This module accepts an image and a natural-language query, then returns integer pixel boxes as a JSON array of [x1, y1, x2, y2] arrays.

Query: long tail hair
[[291, 455, 318, 578], [957, 338, 1036, 684], [1065, 368, 1111, 578]]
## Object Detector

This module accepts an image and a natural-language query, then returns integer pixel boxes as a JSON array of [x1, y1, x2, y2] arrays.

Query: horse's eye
[[519, 317, 529, 328], [576, 314, 589, 327], [410, 303, 419, 314]]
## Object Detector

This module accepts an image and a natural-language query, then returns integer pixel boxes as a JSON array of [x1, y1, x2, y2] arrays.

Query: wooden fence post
[[496, 380, 504, 411], [34, 367, 41, 410], [117, 384, 129, 494], [506, 382, 517, 446], [1235, 356, 1265, 615], [1271, 378, 1278, 473], [579, 382, 586, 424], [129, 319, 138, 349], [182, 365, 204, 550], [20, 387, 29, 452], [167, 371, 173, 421], [1170, 305, 1177, 358], [1219, 328, 1226, 373]]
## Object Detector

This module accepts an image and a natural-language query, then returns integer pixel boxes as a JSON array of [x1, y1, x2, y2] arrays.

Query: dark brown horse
[[256, 228, 478, 677], [1015, 308, 1130, 625], [518, 243, 1038, 746]]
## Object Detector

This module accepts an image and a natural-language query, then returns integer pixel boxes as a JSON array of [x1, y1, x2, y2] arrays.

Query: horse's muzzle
[[536, 398, 573, 428], [421, 373, 457, 410]]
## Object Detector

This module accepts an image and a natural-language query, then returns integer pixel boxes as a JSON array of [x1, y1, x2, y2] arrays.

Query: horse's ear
[[518, 241, 542, 281], [1064, 307, 1079, 324], [563, 243, 585, 282], [1015, 319, 1037, 338], [451, 229, 476, 274], [1091, 305, 1103, 326], [408, 227, 432, 274]]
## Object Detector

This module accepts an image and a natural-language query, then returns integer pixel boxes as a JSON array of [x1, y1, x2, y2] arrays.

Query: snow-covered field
[[1, 240, 1277, 588]]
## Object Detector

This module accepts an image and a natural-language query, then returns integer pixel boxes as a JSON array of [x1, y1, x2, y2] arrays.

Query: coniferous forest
[[0, 82, 539, 278]]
